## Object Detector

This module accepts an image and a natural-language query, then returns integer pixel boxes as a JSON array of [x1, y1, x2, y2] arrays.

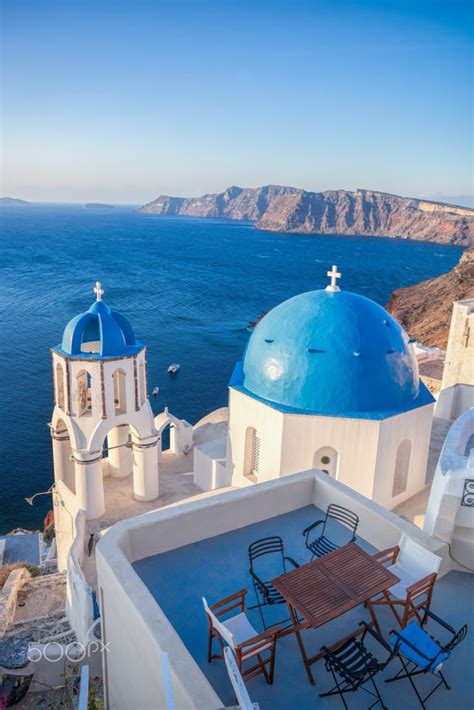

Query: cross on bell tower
[[325, 265, 341, 292], [94, 281, 104, 301]]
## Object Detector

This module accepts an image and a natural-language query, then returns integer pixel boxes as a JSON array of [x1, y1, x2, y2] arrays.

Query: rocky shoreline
[[387, 247, 474, 348]]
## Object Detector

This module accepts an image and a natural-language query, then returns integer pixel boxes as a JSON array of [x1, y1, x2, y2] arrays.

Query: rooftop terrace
[[134, 505, 473, 710], [96, 470, 473, 710]]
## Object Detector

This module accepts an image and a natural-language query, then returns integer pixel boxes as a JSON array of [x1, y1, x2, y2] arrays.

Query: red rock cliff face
[[386, 248, 474, 348], [139, 186, 474, 246], [256, 189, 473, 245]]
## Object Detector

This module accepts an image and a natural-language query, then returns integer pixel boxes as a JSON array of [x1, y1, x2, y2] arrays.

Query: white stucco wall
[[424, 409, 474, 570], [373, 403, 434, 509], [226, 388, 285, 486], [279, 411, 381, 500], [226, 388, 433, 508], [65, 509, 95, 644], [193, 436, 228, 491], [435, 299, 474, 420]]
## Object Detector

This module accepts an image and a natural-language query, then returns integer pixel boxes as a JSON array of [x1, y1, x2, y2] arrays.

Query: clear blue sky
[[1, 0, 472, 204]]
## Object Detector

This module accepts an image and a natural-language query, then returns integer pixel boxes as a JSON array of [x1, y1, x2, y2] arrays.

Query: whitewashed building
[[50, 283, 160, 570], [435, 298, 474, 420], [195, 268, 435, 509]]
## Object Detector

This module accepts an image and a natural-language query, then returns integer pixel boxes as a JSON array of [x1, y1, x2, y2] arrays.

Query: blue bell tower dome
[[55, 282, 143, 358], [230, 266, 434, 419]]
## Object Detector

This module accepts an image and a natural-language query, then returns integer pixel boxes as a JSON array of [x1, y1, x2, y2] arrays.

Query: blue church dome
[[232, 283, 434, 419], [57, 283, 143, 358]]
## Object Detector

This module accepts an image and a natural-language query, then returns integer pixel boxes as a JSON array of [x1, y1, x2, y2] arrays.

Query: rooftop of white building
[[96, 470, 473, 710]]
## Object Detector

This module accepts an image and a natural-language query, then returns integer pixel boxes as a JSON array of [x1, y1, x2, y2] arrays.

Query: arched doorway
[[112, 368, 127, 414], [76, 369, 92, 416], [313, 446, 339, 478], [104, 424, 133, 478], [154, 409, 191, 458], [52, 417, 75, 493]]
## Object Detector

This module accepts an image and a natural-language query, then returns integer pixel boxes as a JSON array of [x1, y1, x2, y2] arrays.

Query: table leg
[[288, 604, 316, 686]]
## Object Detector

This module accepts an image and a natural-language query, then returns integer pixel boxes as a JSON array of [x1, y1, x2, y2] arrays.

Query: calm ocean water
[[0, 205, 463, 532]]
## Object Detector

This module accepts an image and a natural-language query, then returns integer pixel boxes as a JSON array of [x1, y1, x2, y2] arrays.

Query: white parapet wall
[[424, 408, 474, 570], [96, 469, 450, 710], [435, 298, 474, 420], [65, 509, 96, 645], [193, 436, 228, 491]]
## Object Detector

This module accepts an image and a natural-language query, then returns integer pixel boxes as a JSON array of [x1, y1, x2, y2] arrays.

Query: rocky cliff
[[387, 247, 474, 348], [139, 186, 474, 245]]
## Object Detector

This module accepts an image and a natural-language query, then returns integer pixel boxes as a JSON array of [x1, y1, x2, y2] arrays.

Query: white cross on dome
[[326, 265, 341, 292]]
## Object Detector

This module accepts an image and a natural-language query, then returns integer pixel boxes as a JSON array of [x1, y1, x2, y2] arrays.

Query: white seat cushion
[[223, 613, 272, 653], [222, 613, 258, 644], [387, 563, 418, 599]]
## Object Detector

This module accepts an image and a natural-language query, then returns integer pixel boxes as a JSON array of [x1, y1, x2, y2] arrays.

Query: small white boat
[[167, 363, 181, 375], [152, 387, 159, 396]]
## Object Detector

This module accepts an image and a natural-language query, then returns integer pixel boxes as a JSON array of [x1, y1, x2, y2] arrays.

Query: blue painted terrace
[[134, 505, 474, 710]]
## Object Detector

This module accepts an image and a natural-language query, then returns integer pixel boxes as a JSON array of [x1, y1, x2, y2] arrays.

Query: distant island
[[0, 197, 31, 207], [84, 203, 114, 209], [139, 185, 474, 246]]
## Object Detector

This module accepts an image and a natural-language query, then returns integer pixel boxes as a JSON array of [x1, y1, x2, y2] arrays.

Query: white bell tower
[[50, 283, 159, 543]]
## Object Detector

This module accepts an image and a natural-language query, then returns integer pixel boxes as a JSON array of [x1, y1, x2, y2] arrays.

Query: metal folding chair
[[319, 622, 397, 709], [386, 607, 468, 709], [248, 536, 299, 629], [302, 504, 359, 560]]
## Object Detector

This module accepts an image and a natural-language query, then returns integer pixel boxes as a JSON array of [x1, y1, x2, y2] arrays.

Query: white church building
[[50, 282, 161, 570], [195, 267, 435, 510]]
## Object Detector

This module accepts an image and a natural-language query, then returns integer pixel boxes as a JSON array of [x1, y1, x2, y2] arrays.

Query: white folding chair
[[368, 534, 442, 629], [202, 590, 279, 684]]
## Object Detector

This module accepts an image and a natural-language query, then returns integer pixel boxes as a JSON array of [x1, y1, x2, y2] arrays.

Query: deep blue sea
[[0, 205, 464, 533]]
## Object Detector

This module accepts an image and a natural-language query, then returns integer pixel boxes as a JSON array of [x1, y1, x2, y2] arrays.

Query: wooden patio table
[[271, 542, 400, 685]]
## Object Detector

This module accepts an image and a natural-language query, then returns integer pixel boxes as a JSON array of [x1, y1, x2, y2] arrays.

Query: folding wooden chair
[[367, 534, 441, 631], [202, 589, 280, 685]]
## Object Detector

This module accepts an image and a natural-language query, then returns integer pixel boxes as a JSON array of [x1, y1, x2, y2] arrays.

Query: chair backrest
[[202, 597, 236, 649], [324, 504, 359, 540], [224, 647, 255, 710], [397, 534, 442, 580], [248, 536, 284, 575], [323, 638, 374, 689], [444, 624, 468, 653]]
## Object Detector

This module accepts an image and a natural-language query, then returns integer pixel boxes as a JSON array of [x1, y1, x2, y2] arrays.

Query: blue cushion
[[390, 622, 449, 672]]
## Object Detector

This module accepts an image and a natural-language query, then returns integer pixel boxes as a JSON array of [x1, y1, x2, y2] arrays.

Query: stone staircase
[[5, 611, 76, 644], [4, 572, 76, 644]]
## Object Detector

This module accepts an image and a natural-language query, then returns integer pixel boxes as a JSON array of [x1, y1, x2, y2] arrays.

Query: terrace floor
[[133, 506, 474, 710]]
